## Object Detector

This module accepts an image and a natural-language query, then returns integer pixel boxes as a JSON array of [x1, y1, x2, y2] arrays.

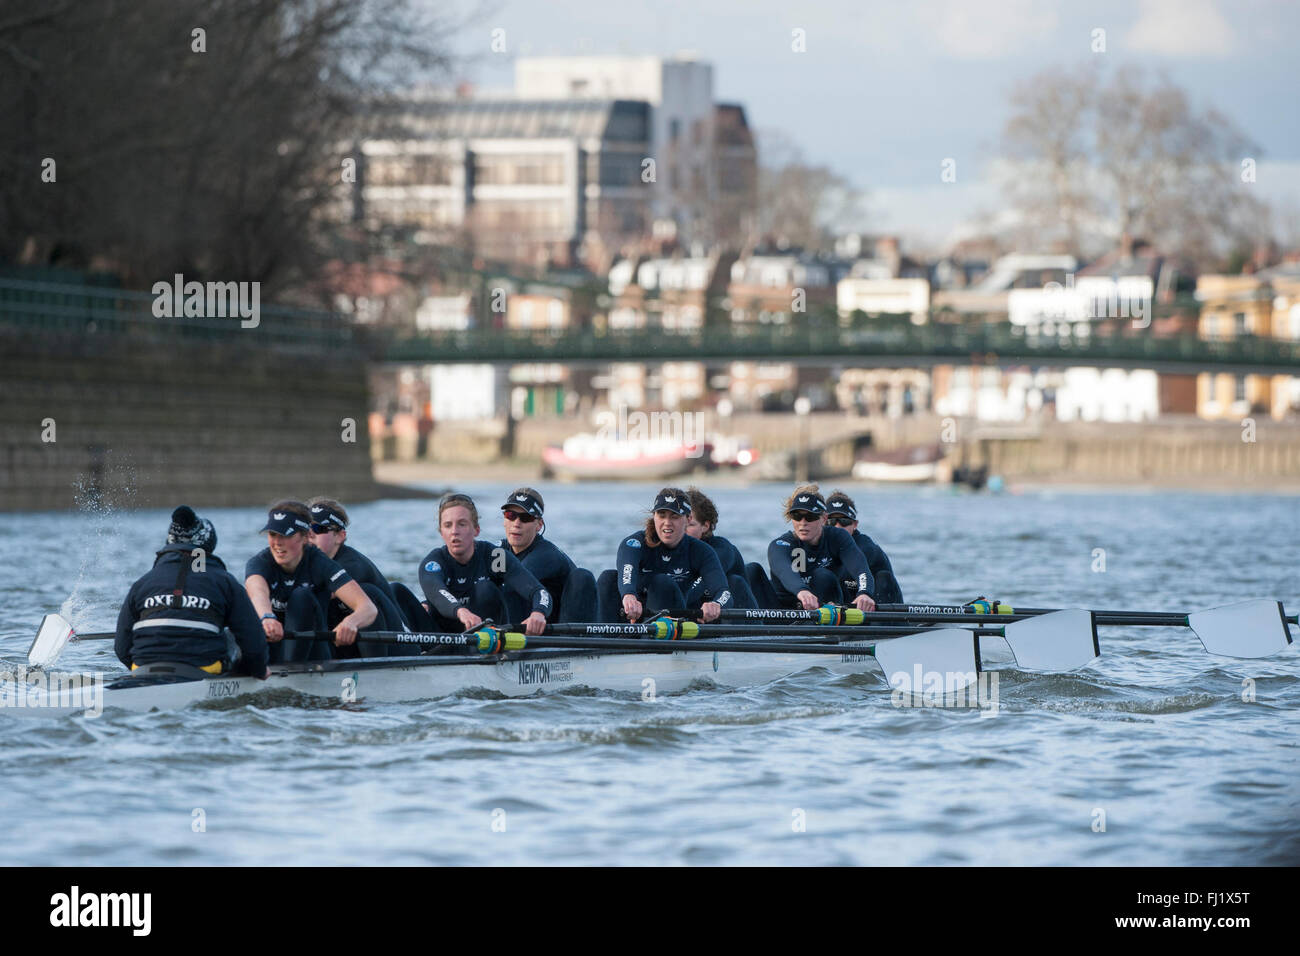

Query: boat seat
[[108, 661, 213, 689]]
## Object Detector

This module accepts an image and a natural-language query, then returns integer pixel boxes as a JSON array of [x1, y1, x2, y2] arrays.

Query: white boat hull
[[851, 460, 939, 483], [1, 640, 898, 718]]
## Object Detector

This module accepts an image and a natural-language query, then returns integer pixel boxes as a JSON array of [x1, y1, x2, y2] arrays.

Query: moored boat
[[541, 433, 712, 481]]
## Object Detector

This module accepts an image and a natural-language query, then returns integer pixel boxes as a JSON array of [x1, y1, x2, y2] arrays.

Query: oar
[[544, 617, 1096, 670], [288, 626, 984, 691], [28, 614, 82, 668], [874, 599, 1295, 659], [668, 608, 1099, 671]]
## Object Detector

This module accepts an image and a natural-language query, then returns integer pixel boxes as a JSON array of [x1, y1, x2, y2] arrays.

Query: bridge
[[381, 321, 1300, 374], [3, 275, 1298, 373]]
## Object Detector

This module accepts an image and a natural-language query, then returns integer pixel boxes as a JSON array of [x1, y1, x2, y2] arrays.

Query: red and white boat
[[541, 434, 712, 481]]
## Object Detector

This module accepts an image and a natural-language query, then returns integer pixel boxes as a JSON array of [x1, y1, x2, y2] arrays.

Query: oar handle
[[288, 628, 526, 654]]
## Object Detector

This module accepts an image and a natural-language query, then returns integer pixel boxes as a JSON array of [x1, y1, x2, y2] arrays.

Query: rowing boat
[[1, 633, 979, 718], [5, 596, 1289, 718]]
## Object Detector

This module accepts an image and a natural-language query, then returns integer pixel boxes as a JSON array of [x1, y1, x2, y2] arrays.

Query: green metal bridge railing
[[5, 275, 1298, 372], [0, 277, 354, 352], [382, 320, 1300, 372]]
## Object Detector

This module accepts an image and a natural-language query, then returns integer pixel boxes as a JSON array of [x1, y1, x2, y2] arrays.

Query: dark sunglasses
[[789, 511, 820, 522], [827, 516, 854, 527], [503, 510, 538, 524], [310, 523, 344, 534]]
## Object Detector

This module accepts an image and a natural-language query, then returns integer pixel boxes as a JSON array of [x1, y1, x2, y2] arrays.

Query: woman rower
[[244, 500, 378, 663], [824, 490, 904, 605], [748, 485, 877, 612], [306, 496, 410, 657], [413, 492, 552, 638], [684, 487, 757, 609], [596, 487, 731, 624], [498, 487, 598, 624]]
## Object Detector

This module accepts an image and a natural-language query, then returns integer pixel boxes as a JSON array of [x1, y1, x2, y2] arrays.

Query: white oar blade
[[873, 628, 980, 694], [28, 614, 75, 669], [1187, 600, 1293, 659], [1002, 609, 1099, 671]]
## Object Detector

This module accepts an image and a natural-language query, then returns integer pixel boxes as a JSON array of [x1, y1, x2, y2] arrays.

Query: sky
[[442, 0, 1300, 252]]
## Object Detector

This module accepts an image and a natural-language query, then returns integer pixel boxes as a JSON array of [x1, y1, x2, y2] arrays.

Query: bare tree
[[999, 65, 1266, 266], [754, 129, 866, 250], [0, 0, 454, 297]]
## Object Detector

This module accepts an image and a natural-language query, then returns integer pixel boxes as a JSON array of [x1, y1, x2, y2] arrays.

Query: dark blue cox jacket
[[115, 544, 266, 672]]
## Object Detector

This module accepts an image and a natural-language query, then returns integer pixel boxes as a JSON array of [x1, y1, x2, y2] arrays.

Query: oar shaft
[[290, 629, 881, 656]]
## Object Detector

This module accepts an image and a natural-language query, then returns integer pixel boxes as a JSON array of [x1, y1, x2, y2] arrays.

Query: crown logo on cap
[[664, 495, 675, 502], [273, 512, 285, 520], [515, 494, 528, 501]]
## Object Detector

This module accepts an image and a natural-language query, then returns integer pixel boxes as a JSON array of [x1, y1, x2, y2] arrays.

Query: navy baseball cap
[[652, 491, 691, 516], [825, 496, 857, 520], [308, 502, 348, 530], [501, 489, 544, 519], [258, 509, 311, 536], [787, 491, 827, 517]]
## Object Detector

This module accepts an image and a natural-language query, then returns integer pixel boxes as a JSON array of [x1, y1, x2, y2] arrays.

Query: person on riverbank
[[244, 500, 377, 663], [596, 488, 732, 623], [116, 506, 268, 678], [684, 487, 757, 610], [824, 490, 904, 605], [748, 485, 877, 612], [497, 487, 598, 624], [306, 497, 410, 657], [412, 492, 552, 639]]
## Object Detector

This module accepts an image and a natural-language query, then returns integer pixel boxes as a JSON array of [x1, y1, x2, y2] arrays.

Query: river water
[[1, 483, 1296, 865]]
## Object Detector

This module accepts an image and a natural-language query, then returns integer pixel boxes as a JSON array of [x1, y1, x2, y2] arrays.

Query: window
[[1234, 312, 1247, 336], [1234, 375, 1247, 403]]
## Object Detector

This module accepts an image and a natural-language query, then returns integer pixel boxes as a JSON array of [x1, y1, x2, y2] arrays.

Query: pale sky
[[445, 0, 1300, 251]]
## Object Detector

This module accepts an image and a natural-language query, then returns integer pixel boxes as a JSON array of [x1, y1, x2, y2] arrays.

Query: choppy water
[[1, 484, 1297, 865]]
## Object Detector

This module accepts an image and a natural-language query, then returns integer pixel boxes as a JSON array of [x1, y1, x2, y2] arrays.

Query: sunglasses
[[310, 523, 344, 534], [503, 510, 538, 524], [789, 511, 820, 522], [827, 516, 854, 527]]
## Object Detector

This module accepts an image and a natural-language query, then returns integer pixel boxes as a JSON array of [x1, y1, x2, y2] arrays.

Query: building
[[355, 96, 652, 268], [514, 54, 757, 247], [1195, 263, 1300, 421], [727, 251, 838, 323]]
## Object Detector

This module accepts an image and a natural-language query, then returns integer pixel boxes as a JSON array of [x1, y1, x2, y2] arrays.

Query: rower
[[244, 500, 377, 663], [684, 486, 757, 609], [749, 485, 877, 612], [414, 492, 552, 640], [596, 487, 731, 623], [115, 506, 268, 678], [498, 487, 598, 624], [306, 496, 410, 657], [824, 490, 904, 604]]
